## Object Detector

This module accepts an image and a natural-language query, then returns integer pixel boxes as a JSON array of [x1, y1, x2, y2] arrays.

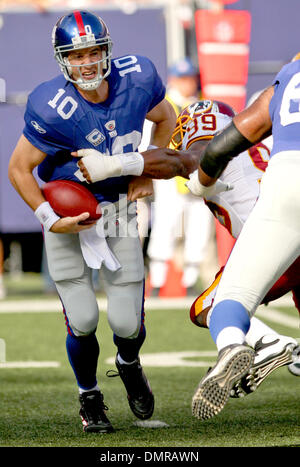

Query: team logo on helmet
[[193, 100, 214, 114]]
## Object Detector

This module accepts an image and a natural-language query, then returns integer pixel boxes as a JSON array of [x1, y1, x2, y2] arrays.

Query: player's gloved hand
[[72, 148, 144, 183], [185, 170, 233, 198]]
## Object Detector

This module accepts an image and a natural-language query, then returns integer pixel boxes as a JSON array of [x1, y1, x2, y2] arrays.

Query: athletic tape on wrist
[[117, 152, 144, 176]]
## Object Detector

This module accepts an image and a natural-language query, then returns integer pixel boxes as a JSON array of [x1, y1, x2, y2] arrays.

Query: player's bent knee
[[107, 295, 142, 338], [108, 307, 140, 338], [56, 282, 99, 336], [69, 314, 99, 337], [113, 326, 140, 340], [104, 280, 144, 338]]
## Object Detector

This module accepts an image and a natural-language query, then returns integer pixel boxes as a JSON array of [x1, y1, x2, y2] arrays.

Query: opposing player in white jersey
[[170, 99, 300, 397], [186, 59, 300, 420]]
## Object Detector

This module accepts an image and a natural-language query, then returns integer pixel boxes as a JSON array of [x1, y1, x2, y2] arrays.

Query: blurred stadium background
[[1, 0, 300, 293], [0, 0, 299, 449]]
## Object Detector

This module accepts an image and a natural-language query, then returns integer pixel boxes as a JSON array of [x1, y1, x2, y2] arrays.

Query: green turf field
[[0, 275, 299, 448]]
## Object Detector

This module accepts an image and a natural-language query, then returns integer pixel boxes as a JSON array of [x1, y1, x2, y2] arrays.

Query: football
[[42, 180, 102, 225]]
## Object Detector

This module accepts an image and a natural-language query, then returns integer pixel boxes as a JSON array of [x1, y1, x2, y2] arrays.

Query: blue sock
[[209, 300, 251, 344], [66, 332, 99, 390]]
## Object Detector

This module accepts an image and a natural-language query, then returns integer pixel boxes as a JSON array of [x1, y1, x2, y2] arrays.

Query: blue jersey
[[23, 55, 165, 203], [269, 60, 300, 158]]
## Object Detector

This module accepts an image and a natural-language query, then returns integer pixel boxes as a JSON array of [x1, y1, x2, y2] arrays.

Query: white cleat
[[192, 344, 254, 420], [231, 334, 299, 398]]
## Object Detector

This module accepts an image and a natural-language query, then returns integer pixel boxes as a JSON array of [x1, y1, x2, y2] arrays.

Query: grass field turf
[[0, 277, 299, 449]]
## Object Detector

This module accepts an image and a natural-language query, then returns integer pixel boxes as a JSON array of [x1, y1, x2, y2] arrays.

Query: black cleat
[[79, 390, 114, 433], [115, 356, 154, 420]]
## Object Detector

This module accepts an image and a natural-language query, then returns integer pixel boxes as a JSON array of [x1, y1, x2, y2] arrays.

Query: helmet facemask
[[170, 113, 193, 150], [55, 40, 112, 91]]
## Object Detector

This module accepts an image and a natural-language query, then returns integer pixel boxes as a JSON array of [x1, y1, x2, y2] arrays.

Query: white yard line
[[0, 299, 63, 313], [256, 307, 299, 329], [0, 294, 298, 329], [0, 294, 297, 371], [0, 361, 60, 368]]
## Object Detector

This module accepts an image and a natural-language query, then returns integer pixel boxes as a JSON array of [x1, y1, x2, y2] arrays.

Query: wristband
[[185, 170, 208, 197], [186, 170, 233, 197], [35, 201, 60, 231]]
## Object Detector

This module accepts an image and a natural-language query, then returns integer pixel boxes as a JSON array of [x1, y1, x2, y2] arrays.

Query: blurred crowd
[[0, 0, 225, 13]]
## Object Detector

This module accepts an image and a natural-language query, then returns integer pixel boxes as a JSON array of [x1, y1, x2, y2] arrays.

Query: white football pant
[[212, 151, 300, 316]]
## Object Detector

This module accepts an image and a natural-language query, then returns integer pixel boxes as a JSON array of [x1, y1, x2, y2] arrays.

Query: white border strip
[[199, 42, 249, 55], [0, 295, 297, 328], [203, 84, 246, 97], [0, 294, 294, 313], [0, 297, 196, 313], [0, 361, 60, 368]]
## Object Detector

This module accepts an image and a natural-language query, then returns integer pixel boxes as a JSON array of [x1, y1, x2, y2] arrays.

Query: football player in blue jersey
[[186, 62, 300, 420], [7, 10, 200, 433]]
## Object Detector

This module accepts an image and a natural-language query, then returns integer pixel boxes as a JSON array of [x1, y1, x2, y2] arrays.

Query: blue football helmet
[[52, 10, 113, 90]]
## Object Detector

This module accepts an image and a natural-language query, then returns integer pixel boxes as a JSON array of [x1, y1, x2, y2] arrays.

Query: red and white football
[[42, 180, 101, 225]]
